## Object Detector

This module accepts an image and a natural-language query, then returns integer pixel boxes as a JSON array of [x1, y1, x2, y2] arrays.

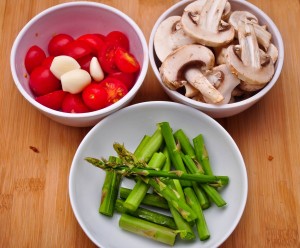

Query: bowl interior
[[11, 2, 148, 124], [69, 101, 248, 248], [149, 0, 284, 116]]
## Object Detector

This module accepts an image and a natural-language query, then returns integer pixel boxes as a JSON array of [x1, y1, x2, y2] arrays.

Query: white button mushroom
[[50, 55, 81, 79], [181, 0, 235, 47], [61, 69, 91, 94], [154, 16, 196, 62]]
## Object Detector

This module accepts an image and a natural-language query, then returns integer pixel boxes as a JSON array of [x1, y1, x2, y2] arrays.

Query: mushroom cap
[[226, 44, 275, 85], [159, 44, 215, 90], [154, 16, 196, 62], [181, 0, 235, 47]]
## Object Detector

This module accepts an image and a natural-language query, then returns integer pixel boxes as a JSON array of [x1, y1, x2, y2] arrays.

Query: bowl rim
[[10, 1, 149, 119], [69, 100, 248, 248], [148, 0, 284, 111]]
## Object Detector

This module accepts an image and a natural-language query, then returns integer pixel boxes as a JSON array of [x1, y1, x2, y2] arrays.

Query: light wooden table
[[1, 0, 299, 247]]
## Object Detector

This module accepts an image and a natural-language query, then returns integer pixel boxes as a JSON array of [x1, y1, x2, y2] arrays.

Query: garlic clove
[[50, 55, 81, 79], [89, 57, 104, 81], [61, 69, 91, 94]]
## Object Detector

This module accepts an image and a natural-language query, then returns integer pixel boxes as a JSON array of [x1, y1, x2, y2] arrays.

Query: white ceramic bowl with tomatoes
[[10, 1, 148, 127]]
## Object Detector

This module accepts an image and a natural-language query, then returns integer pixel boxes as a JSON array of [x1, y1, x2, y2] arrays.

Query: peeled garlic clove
[[50, 55, 80, 79], [90, 57, 104, 81], [61, 69, 91, 94]]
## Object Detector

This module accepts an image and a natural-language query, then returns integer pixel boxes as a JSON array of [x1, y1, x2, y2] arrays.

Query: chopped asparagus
[[115, 199, 177, 229], [119, 213, 177, 246]]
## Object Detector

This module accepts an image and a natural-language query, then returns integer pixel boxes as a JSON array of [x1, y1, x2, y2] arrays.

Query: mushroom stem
[[185, 68, 224, 103]]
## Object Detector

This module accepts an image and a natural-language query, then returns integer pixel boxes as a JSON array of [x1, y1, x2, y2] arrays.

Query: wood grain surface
[[1, 0, 299, 247]]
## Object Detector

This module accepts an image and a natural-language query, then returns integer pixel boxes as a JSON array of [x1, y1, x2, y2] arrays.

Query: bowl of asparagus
[[69, 101, 248, 247]]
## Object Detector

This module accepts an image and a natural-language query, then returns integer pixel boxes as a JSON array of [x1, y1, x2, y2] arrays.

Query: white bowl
[[69, 101, 248, 248], [149, 0, 284, 118], [10, 1, 148, 127]]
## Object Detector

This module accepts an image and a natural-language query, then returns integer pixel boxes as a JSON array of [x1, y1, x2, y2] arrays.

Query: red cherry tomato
[[61, 93, 90, 113], [101, 77, 128, 105], [24, 45, 46, 74], [29, 66, 61, 96], [82, 83, 109, 110], [35, 90, 67, 110], [114, 47, 140, 73], [105, 31, 129, 50], [41, 56, 55, 68], [77, 34, 105, 55], [48, 33, 74, 56], [107, 72, 137, 90], [98, 42, 120, 74], [93, 33, 106, 41], [62, 40, 92, 60], [77, 54, 93, 72]]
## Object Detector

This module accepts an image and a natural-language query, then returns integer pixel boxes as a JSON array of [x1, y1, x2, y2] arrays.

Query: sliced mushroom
[[181, 0, 235, 47], [184, 82, 199, 98], [154, 16, 196, 62], [203, 64, 240, 104], [267, 43, 279, 64], [229, 10, 272, 50], [226, 20, 274, 88], [159, 44, 224, 103], [213, 38, 238, 65]]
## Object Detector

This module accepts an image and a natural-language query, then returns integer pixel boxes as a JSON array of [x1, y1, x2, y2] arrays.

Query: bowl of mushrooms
[[149, 0, 284, 118]]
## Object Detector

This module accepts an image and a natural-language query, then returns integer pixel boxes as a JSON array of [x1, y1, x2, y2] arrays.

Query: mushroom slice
[[159, 44, 215, 90], [154, 16, 196, 62], [203, 64, 241, 104], [267, 43, 279, 64], [159, 44, 223, 103], [183, 83, 199, 98], [185, 68, 224, 103], [229, 11, 272, 50], [239, 81, 265, 92], [226, 20, 274, 86], [181, 0, 235, 47]]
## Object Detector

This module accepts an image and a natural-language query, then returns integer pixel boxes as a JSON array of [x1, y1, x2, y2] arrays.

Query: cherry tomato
[[77, 34, 105, 55], [93, 33, 106, 41], [107, 71, 137, 90], [101, 77, 128, 105], [114, 47, 140, 73], [35, 90, 67, 110], [105, 31, 129, 50], [25, 45, 46, 74], [98, 42, 120, 74], [61, 93, 90, 113], [41, 56, 55, 68], [62, 40, 92, 60], [77, 54, 93, 72], [82, 83, 109, 110], [48, 33, 74, 56], [29, 66, 61, 96]]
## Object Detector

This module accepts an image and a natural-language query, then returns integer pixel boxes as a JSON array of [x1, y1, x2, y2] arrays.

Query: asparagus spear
[[174, 129, 196, 159], [119, 213, 177, 246], [119, 187, 169, 210], [146, 177, 197, 222], [121, 127, 164, 212], [99, 156, 122, 216], [181, 153, 227, 207], [115, 199, 177, 229], [123, 152, 166, 212], [160, 148, 196, 240], [193, 134, 213, 176], [86, 156, 229, 186], [184, 187, 210, 241], [159, 122, 191, 187]]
